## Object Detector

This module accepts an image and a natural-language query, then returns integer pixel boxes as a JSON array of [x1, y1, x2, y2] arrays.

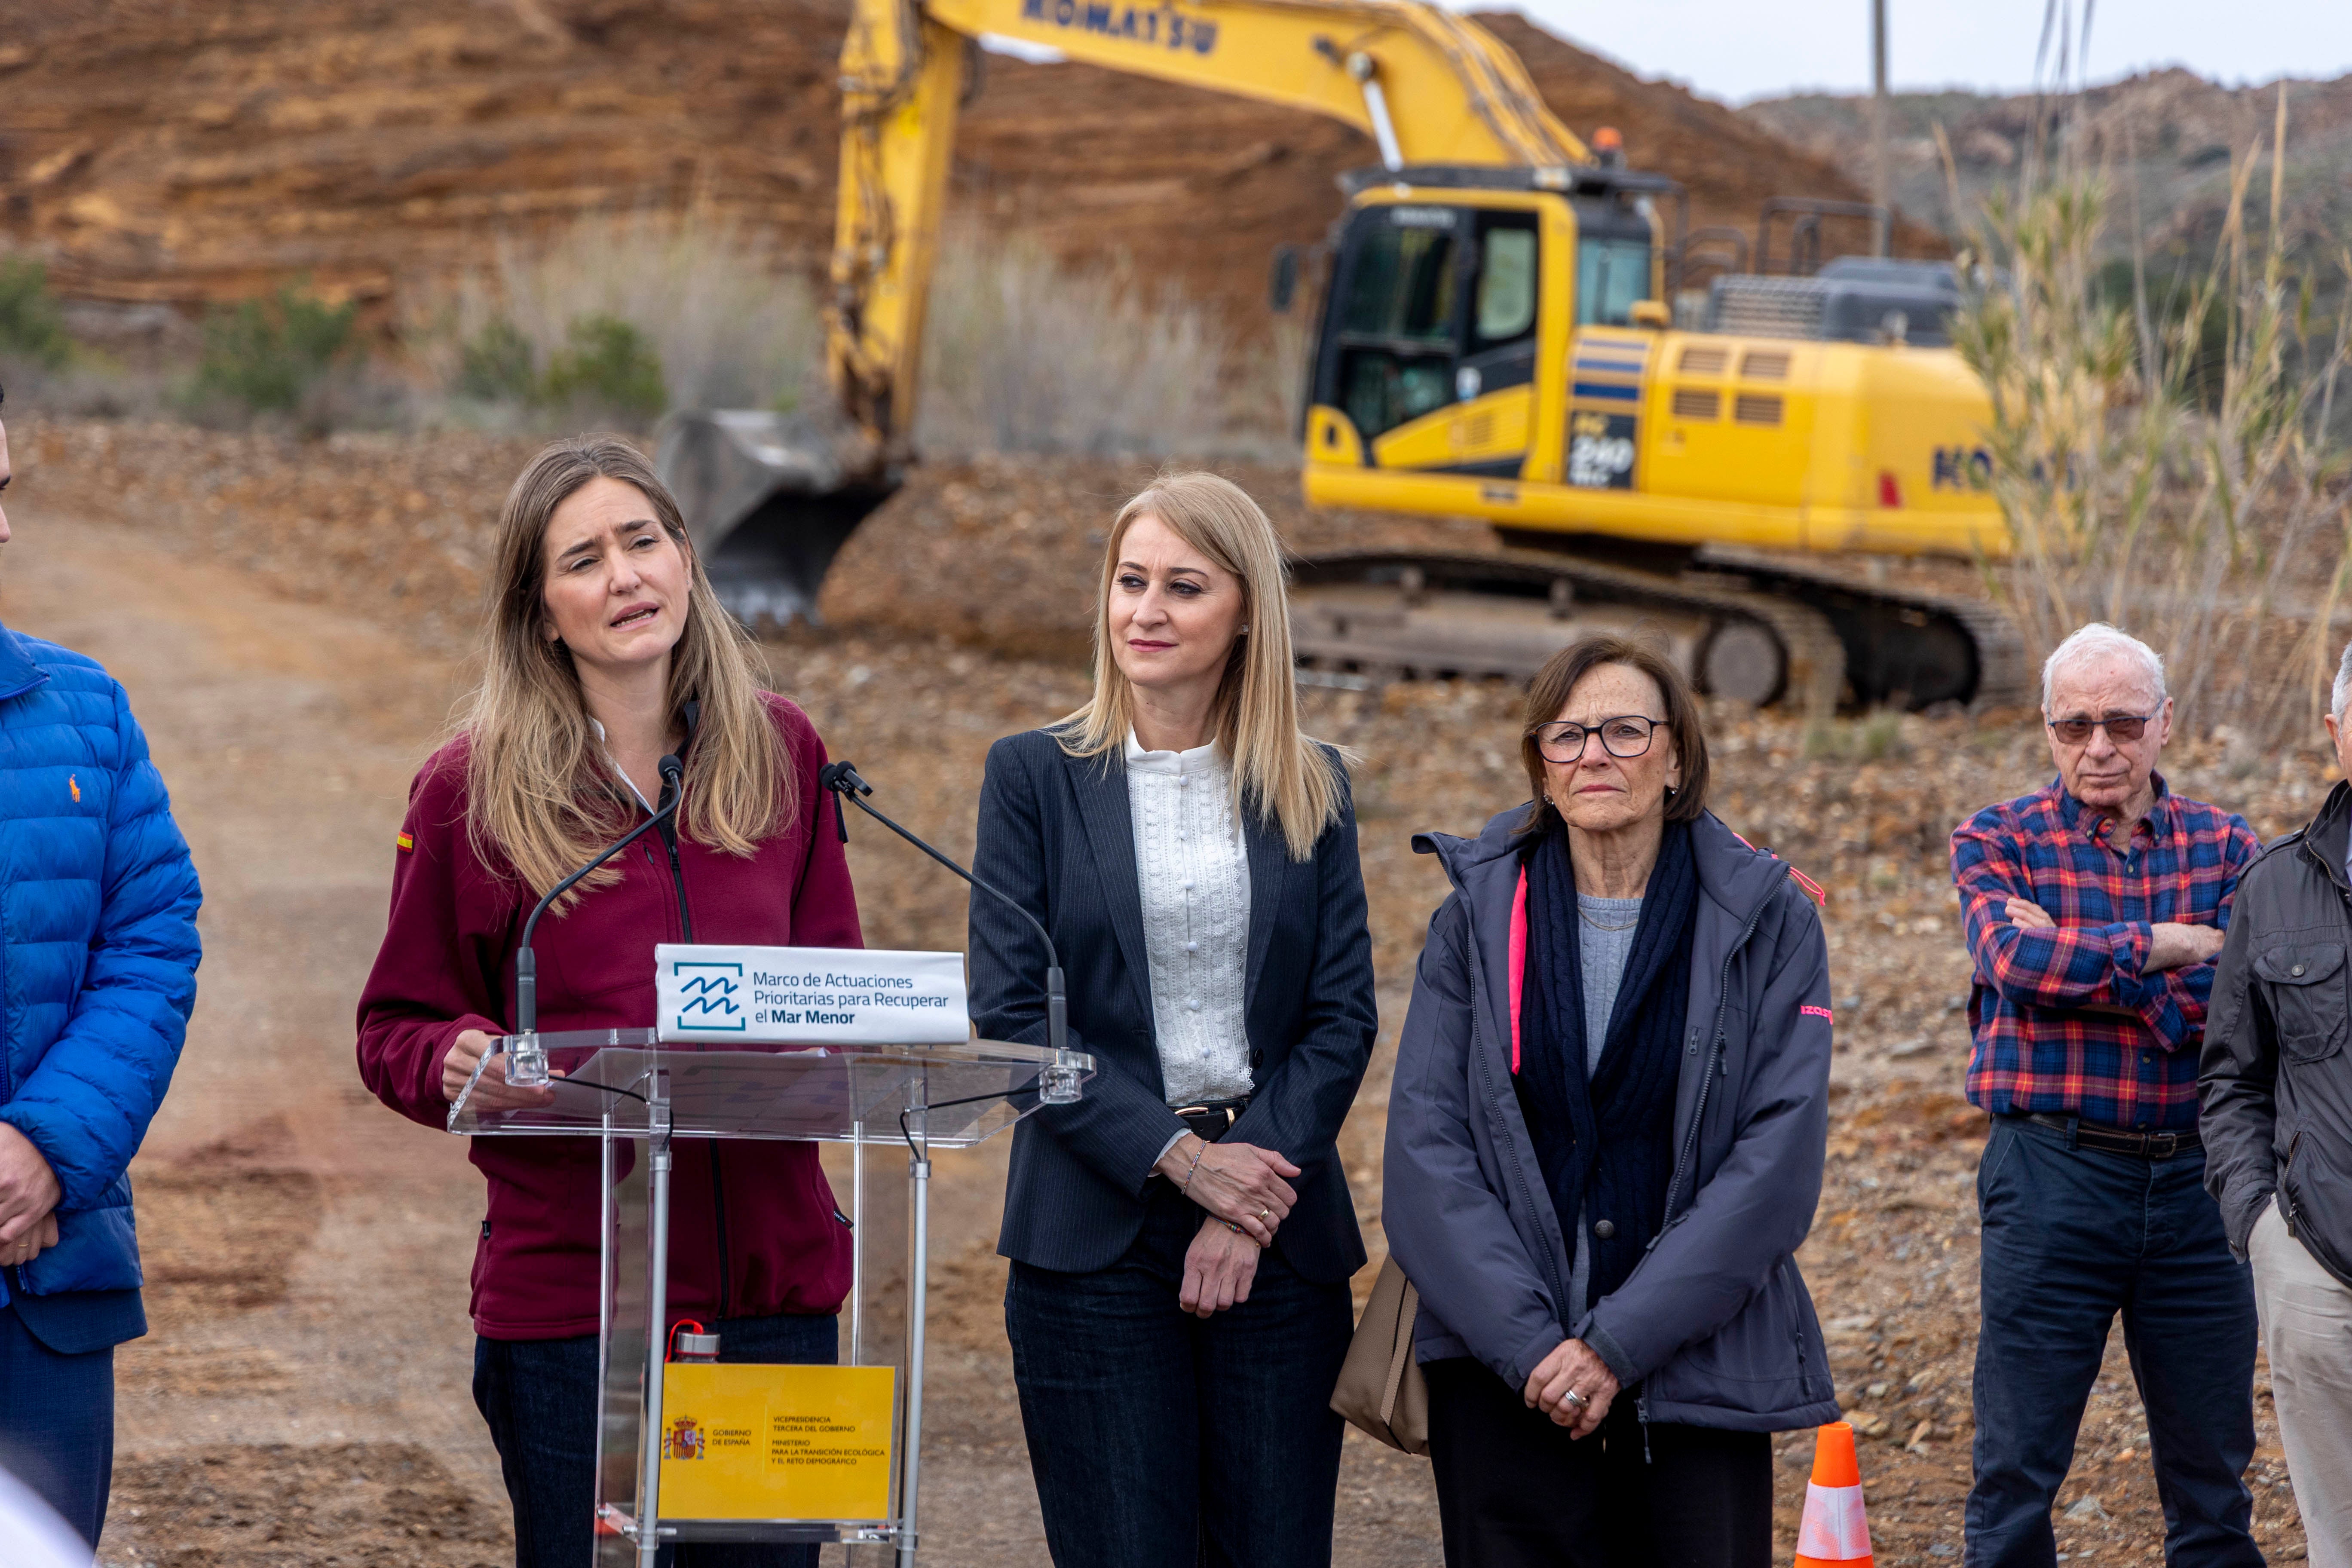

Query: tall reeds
[[1951, 61, 2352, 744]]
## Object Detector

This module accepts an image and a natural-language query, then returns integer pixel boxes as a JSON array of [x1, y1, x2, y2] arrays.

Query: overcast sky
[[1492, 0, 2352, 104]]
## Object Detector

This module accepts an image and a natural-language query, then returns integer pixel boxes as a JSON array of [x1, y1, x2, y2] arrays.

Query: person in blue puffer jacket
[[0, 386, 204, 1550]]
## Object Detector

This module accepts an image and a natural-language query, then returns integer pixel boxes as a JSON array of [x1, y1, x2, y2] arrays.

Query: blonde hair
[[1056, 471, 1344, 859], [462, 435, 789, 904]]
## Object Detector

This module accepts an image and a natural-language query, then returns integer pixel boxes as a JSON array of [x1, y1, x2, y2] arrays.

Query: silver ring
[[1256, 1206, 1271, 1220], [1562, 1389, 1589, 1409]]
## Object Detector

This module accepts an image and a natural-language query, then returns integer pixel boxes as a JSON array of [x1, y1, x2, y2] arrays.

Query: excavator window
[[1577, 236, 1653, 327], [1324, 204, 1544, 443], [1333, 211, 1461, 440], [1473, 221, 1539, 346]]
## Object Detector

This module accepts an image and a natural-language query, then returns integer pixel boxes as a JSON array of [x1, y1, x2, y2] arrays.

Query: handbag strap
[[1378, 1280, 1420, 1424]]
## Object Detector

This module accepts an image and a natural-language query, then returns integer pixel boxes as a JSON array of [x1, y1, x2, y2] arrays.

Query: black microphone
[[653, 700, 701, 943], [818, 760, 1070, 1066]]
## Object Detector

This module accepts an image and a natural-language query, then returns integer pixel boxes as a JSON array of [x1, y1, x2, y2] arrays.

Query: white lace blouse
[[1124, 730, 1254, 1106]]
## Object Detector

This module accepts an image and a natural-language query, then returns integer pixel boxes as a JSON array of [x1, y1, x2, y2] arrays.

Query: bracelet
[[1177, 1139, 1206, 1196]]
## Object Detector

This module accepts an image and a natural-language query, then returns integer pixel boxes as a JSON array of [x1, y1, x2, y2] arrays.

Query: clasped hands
[[0, 1123, 63, 1271], [2004, 898, 2223, 971], [1524, 1337, 1620, 1438], [1153, 1132, 1300, 1321]]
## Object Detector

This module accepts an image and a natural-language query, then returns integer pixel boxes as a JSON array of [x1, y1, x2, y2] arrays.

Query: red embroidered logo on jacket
[[1801, 1004, 1834, 1022]]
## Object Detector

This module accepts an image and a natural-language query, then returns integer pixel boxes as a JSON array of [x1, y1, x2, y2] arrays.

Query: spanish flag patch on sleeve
[[396, 831, 415, 853]]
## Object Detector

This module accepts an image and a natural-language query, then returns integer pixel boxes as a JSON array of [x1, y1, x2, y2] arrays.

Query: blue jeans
[[473, 1311, 837, 1568], [1968, 1116, 2262, 1568], [1003, 1181, 1354, 1568], [0, 1303, 113, 1547]]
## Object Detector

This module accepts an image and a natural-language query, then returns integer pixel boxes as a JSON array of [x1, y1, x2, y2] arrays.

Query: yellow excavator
[[656, 0, 2024, 710]]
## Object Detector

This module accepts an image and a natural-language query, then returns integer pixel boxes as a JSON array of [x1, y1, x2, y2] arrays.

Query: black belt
[[2016, 1112, 2200, 1160], [1172, 1097, 1250, 1143]]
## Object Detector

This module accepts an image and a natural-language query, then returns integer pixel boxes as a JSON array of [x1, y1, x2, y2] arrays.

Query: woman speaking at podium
[[355, 437, 859, 1568], [969, 472, 1379, 1568]]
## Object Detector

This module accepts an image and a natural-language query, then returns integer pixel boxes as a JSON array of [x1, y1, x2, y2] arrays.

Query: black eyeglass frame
[[1531, 714, 1671, 763], [2045, 711, 2160, 745]]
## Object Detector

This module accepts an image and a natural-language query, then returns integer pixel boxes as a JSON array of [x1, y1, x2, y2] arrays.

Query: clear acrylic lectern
[[450, 1031, 1093, 1567]]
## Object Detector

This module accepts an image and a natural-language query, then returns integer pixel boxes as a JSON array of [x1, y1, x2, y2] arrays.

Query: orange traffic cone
[[1794, 1421, 1874, 1568]]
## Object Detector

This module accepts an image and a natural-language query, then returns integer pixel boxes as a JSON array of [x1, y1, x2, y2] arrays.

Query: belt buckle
[[2149, 1131, 2178, 1159]]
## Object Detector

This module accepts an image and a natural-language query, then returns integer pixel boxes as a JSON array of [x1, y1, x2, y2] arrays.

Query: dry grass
[[399, 211, 1297, 458], [915, 222, 1292, 459], [407, 205, 827, 423]]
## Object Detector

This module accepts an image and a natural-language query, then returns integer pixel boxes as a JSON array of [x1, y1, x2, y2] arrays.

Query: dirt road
[[6, 455, 2318, 1565]]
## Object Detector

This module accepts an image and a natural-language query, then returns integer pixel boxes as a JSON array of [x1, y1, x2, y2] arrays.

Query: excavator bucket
[[655, 410, 898, 628]]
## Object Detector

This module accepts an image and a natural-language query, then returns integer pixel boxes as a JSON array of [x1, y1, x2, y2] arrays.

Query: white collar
[[1124, 728, 1223, 777]]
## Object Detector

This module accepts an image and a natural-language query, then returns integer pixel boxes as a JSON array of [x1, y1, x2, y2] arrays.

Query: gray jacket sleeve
[[2199, 896, 2278, 1257], [1383, 897, 1568, 1391], [1583, 890, 1832, 1385]]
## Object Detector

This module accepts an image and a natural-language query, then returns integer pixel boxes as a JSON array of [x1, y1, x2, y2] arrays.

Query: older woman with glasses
[[1381, 634, 1839, 1568]]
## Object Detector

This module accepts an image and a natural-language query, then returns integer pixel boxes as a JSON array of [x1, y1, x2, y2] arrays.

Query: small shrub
[[1802, 710, 1911, 762], [540, 313, 667, 421], [0, 256, 73, 370], [457, 317, 538, 403], [193, 285, 360, 413]]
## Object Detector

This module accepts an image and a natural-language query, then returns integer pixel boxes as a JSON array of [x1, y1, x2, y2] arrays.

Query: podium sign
[[658, 1363, 897, 1520], [451, 1030, 1091, 1568], [654, 946, 969, 1046]]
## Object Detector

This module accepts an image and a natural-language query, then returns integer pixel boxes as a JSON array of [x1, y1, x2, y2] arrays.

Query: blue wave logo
[[671, 962, 748, 1031]]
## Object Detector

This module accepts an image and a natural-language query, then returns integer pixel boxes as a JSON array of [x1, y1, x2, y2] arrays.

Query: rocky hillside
[[1, 0, 1929, 332], [1743, 68, 2352, 258]]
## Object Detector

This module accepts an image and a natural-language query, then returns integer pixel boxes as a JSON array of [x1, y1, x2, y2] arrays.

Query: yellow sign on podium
[[657, 1363, 897, 1521]]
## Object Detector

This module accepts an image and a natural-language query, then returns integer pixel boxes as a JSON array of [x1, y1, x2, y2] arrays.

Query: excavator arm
[[829, 0, 1592, 458]]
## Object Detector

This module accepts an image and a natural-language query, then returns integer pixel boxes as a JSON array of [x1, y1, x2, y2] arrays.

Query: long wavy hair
[[1055, 471, 1344, 860], [461, 435, 787, 904]]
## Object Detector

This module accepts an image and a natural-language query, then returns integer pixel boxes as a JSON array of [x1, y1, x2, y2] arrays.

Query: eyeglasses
[[2046, 712, 2157, 744], [1532, 715, 1668, 762]]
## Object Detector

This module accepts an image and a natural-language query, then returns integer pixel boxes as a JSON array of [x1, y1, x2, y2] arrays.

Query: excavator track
[[1289, 543, 2027, 713], [1290, 548, 1847, 715], [1684, 545, 2034, 711]]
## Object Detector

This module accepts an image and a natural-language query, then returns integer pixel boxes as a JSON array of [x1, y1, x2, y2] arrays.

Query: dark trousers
[[1424, 1355, 1772, 1568], [1003, 1181, 1354, 1568], [473, 1311, 837, 1568], [1969, 1116, 2262, 1568], [0, 1304, 114, 1548]]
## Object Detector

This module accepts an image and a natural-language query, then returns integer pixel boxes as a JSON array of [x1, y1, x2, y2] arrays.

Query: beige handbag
[[1329, 1255, 1429, 1455]]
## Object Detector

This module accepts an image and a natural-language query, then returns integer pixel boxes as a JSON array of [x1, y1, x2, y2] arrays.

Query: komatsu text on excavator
[[656, 0, 2027, 710]]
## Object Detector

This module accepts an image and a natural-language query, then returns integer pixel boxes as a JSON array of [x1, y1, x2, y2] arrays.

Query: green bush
[[540, 313, 666, 420], [0, 256, 73, 370], [457, 316, 539, 403], [194, 285, 361, 412]]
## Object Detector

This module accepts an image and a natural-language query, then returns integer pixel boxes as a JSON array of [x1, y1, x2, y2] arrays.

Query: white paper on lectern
[[654, 944, 970, 1044]]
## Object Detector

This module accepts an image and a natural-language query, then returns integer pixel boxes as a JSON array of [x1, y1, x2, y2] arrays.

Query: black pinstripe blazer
[[968, 727, 1378, 1282]]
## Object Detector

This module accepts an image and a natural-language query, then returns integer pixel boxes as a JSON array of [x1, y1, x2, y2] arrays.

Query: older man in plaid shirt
[[1951, 623, 2263, 1568]]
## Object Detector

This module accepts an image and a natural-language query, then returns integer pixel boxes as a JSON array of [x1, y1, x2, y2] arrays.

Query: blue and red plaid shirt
[[1950, 775, 2259, 1130]]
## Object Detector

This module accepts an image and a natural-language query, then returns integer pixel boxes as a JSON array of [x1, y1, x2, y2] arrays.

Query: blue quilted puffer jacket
[[0, 619, 201, 1342]]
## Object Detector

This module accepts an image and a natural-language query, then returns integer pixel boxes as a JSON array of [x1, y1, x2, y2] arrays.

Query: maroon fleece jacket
[[355, 694, 859, 1339]]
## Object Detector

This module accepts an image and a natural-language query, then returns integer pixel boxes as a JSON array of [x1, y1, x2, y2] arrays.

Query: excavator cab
[[1302, 172, 1666, 487]]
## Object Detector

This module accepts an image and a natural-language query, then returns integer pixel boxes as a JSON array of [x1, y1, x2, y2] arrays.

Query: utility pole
[[1871, 0, 1891, 255]]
